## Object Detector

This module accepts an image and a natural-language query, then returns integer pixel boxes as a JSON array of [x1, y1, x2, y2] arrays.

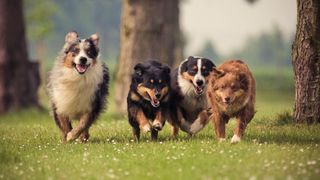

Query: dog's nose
[[224, 97, 230, 102], [196, 80, 203, 86], [79, 57, 87, 64], [155, 93, 161, 100]]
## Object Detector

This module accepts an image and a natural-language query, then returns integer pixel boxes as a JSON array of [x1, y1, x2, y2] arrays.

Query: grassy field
[[1, 70, 320, 180]]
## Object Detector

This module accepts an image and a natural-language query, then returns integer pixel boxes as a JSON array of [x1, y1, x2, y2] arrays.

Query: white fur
[[48, 50, 103, 119], [142, 124, 151, 132], [177, 59, 209, 122], [189, 119, 204, 134], [152, 120, 162, 129], [66, 132, 75, 142], [231, 134, 241, 144], [219, 138, 226, 142], [194, 58, 205, 86]]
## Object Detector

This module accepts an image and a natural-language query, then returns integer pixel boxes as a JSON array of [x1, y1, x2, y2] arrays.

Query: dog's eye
[[192, 66, 198, 70]]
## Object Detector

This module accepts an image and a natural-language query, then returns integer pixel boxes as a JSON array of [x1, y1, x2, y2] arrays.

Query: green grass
[[1, 71, 320, 179], [0, 108, 319, 180]]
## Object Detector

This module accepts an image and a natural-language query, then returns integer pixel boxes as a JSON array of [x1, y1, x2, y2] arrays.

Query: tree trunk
[[0, 0, 40, 114], [292, 0, 320, 123], [115, 0, 182, 113]]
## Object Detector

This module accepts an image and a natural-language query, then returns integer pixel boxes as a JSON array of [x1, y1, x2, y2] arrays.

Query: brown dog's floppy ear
[[65, 31, 78, 43], [90, 33, 99, 46], [212, 68, 225, 78]]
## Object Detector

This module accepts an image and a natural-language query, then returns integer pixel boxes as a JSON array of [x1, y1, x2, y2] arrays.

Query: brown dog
[[207, 60, 255, 143]]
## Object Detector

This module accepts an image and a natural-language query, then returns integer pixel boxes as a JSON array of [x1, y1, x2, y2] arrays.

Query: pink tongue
[[76, 64, 87, 73]]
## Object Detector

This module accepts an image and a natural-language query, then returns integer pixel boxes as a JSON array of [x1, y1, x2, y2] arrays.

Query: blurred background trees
[[0, 0, 40, 114], [114, 0, 182, 112], [0, 0, 307, 119]]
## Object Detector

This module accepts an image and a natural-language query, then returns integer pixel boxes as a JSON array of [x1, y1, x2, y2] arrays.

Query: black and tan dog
[[168, 56, 215, 137], [127, 60, 171, 140]]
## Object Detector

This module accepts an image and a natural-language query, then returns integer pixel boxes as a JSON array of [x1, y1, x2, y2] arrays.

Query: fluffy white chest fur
[[50, 62, 104, 118], [178, 75, 208, 111]]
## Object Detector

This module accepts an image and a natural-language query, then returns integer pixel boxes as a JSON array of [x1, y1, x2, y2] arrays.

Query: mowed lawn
[[1, 85, 320, 179]]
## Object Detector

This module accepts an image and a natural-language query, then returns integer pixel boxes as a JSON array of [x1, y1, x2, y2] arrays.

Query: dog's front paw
[[141, 124, 151, 132], [218, 138, 226, 142], [231, 134, 241, 144], [152, 121, 163, 131], [66, 132, 76, 142], [189, 120, 203, 134]]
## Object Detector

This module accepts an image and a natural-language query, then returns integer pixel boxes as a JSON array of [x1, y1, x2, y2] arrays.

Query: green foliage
[[25, 0, 121, 60], [230, 25, 293, 68], [25, 0, 58, 40]]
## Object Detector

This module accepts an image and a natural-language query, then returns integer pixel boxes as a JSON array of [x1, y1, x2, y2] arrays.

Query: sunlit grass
[[1, 69, 319, 179]]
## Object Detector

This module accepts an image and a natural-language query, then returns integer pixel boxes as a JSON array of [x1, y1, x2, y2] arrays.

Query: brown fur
[[207, 60, 256, 143], [63, 53, 75, 68], [181, 72, 194, 82]]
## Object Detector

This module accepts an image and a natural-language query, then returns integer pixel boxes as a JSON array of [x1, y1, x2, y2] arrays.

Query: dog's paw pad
[[231, 135, 241, 144]]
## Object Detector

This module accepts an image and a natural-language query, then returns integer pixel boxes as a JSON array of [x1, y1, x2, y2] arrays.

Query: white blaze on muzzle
[[73, 40, 93, 74], [193, 59, 205, 94]]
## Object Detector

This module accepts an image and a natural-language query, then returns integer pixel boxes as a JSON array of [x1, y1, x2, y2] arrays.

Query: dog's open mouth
[[195, 86, 204, 95], [74, 63, 90, 74], [150, 98, 160, 108]]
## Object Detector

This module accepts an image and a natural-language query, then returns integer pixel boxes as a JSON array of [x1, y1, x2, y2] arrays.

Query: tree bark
[[115, 0, 182, 113], [292, 0, 320, 123], [0, 0, 40, 114]]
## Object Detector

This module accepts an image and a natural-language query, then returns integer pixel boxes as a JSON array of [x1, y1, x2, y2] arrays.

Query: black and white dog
[[48, 31, 109, 142], [168, 56, 215, 137]]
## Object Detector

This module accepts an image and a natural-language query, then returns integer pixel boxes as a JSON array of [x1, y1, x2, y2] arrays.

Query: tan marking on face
[[159, 86, 169, 99], [137, 84, 156, 101], [63, 53, 75, 68], [159, 79, 162, 83], [202, 66, 206, 70], [150, 79, 154, 84], [181, 72, 194, 82]]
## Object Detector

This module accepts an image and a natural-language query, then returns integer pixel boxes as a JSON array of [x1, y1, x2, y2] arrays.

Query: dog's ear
[[179, 60, 188, 74], [90, 33, 99, 46], [65, 31, 78, 43], [134, 63, 145, 76], [162, 65, 171, 74], [238, 73, 248, 90], [204, 59, 216, 72], [212, 68, 225, 78]]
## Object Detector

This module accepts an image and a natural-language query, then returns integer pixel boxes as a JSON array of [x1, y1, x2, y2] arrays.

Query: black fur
[[87, 64, 109, 126], [168, 56, 216, 134], [127, 60, 171, 140]]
